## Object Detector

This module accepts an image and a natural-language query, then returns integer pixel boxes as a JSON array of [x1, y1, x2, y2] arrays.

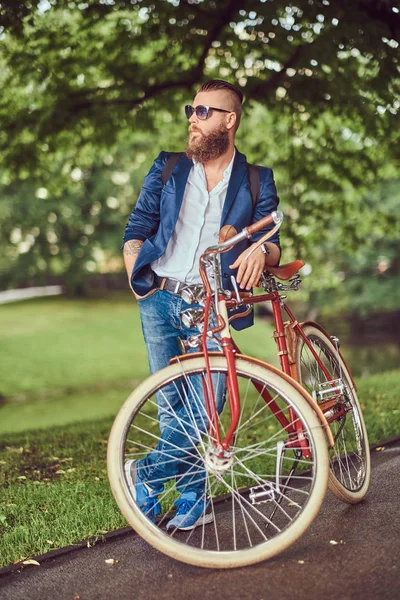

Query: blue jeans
[[137, 289, 226, 495]]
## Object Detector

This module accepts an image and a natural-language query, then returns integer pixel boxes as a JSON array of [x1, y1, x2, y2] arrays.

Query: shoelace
[[141, 496, 161, 518], [175, 496, 205, 515]]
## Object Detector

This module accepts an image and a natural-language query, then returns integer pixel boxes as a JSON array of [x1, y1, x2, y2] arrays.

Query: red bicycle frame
[[188, 212, 338, 457], [200, 290, 316, 458]]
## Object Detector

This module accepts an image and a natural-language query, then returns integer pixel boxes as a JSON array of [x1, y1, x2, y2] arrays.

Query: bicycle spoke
[[233, 454, 303, 511], [108, 356, 328, 566]]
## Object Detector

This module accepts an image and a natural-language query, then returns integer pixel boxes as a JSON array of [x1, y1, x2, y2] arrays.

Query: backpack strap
[[248, 163, 260, 211], [162, 152, 184, 185]]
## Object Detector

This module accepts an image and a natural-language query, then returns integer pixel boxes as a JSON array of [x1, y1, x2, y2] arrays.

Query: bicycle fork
[[202, 294, 313, 463], [202, 293, 241, 452]]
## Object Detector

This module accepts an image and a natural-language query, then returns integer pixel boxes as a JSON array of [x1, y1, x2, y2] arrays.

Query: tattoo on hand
[[124, 241, 143, 256]]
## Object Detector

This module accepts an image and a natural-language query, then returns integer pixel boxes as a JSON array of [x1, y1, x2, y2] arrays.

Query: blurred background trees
[[0, 0, 399, 316]]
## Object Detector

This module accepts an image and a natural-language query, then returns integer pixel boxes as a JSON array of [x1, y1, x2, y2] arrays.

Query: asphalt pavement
[[0, 443, 399, 600]]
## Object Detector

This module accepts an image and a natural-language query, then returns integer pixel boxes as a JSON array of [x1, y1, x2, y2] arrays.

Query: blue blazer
[[122, 149, 280, 330]]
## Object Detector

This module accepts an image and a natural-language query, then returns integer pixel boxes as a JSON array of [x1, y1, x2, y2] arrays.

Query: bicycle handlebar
[[244, 210, 283, 237], [205, 210, 284, 253], [198, 210, 284, 314]]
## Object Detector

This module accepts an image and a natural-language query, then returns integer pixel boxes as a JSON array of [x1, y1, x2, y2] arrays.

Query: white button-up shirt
[[151, 151, 235, 284]]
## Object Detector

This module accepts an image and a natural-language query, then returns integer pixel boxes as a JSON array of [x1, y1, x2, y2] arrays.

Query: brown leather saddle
[[266, 260, 304, 281]]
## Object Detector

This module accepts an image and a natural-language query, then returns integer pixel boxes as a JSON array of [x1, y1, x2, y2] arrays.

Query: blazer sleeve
[[250, 167, 280, 251], [121, 151, 169, 247]]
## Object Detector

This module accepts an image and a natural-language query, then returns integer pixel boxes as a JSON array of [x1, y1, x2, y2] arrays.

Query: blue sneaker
[[124, 460, 163, 522], [166, 491, 213, 531]]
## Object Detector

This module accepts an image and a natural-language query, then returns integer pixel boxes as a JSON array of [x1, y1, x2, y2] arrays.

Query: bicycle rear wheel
[[108, 355, 328, 568], [295, 324, 370, 503]]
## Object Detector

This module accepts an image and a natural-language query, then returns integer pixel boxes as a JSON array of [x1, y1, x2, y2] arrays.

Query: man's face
[[185, 90, 234, 163]]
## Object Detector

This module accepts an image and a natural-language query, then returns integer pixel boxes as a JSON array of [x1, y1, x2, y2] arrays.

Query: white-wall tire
[[108, 355, 329, 568], [296, 325, 370, 504]]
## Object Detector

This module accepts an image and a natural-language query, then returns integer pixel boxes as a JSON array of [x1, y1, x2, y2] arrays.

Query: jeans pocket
[[137, 289, 159, 303]]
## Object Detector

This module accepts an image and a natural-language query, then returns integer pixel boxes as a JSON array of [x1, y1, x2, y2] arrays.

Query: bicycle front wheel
[[295, 324, 370, 503], [108, 355, 328, 568]]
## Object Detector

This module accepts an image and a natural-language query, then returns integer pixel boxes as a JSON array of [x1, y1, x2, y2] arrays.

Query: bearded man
[[121, 80, 281, 530]]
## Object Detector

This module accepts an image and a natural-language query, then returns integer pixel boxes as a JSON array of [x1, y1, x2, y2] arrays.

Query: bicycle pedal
[[249, 484, 275, 505], [316, 379, 346, 402]]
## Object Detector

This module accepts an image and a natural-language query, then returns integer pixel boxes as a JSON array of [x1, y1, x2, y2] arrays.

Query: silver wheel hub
[[204, 446, 234, 475]]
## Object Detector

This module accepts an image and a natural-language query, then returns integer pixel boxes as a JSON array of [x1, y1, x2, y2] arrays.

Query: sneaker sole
[[124, 460, 161, 523], [169, 511, 214, 531]]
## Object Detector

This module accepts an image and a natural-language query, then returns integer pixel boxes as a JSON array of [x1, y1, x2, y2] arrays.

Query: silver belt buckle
[[174, 280, 181, 294]]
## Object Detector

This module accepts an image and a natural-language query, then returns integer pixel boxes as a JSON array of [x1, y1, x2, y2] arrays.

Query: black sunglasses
[[185, 104, 231, 120]]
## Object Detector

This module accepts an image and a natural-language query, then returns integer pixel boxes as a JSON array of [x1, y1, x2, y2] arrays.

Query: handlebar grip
[[244, 211, 283, 238]]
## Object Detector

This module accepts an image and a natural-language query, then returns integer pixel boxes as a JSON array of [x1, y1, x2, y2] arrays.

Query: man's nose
[[189, 111, 198, 124]]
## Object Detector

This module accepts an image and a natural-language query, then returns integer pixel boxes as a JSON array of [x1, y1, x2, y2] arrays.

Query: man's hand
[[123, 240, 159, 300], [229, 244, 266, 290]]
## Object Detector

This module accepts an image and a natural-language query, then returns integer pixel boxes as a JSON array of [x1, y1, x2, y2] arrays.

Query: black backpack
[[161, 152, 260, 211]]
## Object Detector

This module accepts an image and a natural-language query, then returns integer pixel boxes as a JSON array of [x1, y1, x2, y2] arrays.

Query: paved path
[[1, 446, 399, 600]]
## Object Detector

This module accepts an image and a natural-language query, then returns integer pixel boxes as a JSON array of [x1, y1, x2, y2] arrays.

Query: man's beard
[[185, 124, 230, 163]]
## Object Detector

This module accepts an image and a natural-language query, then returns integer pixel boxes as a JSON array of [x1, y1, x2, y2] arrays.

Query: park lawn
[[0, 295, 277, 566], [0, 294, 149, 398], [1, 368, 399, 568], [0, 296, 277, 435], [0, 295, 277, 399], [0, 418, 125, 568], [1, 297, 399, 568]]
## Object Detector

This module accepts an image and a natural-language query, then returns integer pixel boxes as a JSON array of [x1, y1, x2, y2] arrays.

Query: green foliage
[[296, 178, 400, 316], [0, 0, 399, 304], [1, 0, 398, 159]]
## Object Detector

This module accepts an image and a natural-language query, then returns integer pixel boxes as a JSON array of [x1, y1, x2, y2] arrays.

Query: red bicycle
[[108, 212, 370, 568]]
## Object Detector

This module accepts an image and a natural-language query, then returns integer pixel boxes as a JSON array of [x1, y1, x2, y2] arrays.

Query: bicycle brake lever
[[230, 276, 241, 303]]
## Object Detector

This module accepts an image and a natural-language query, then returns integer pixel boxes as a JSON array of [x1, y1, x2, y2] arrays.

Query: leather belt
[[154, 275, 201, 295]]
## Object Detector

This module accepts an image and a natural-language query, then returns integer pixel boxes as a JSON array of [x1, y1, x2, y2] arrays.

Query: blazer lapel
[[169, 154, 193, 220], [220, 149, 247, 225]]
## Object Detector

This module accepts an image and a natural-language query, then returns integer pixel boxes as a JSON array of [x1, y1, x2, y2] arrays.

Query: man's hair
[[197, 80, 243, 131]]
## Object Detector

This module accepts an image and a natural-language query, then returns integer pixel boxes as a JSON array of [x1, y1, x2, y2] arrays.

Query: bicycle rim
[[108, 356, 328, 568], [295, 325, 370, 503]]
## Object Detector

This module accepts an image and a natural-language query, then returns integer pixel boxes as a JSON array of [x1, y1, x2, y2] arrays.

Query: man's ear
[[226, 112, 237, 130]]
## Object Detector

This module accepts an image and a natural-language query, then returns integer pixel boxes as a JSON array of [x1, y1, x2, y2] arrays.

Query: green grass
[[0, 388, 132, 435], [0, 368, 399, 567], [0, 296, 277, 434], [0, 419, 126, 567], [0, 296, 277, 398], [0, 295, 149, 398], [356, 370, 400, 442], [0, 296, 399, 568]]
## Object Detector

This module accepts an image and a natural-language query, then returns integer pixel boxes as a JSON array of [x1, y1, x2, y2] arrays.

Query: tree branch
[[246, 44, 304, 102], [66, 0, 247, 113], [354, 0, 400, 39], [178, 0, 216, 19]]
